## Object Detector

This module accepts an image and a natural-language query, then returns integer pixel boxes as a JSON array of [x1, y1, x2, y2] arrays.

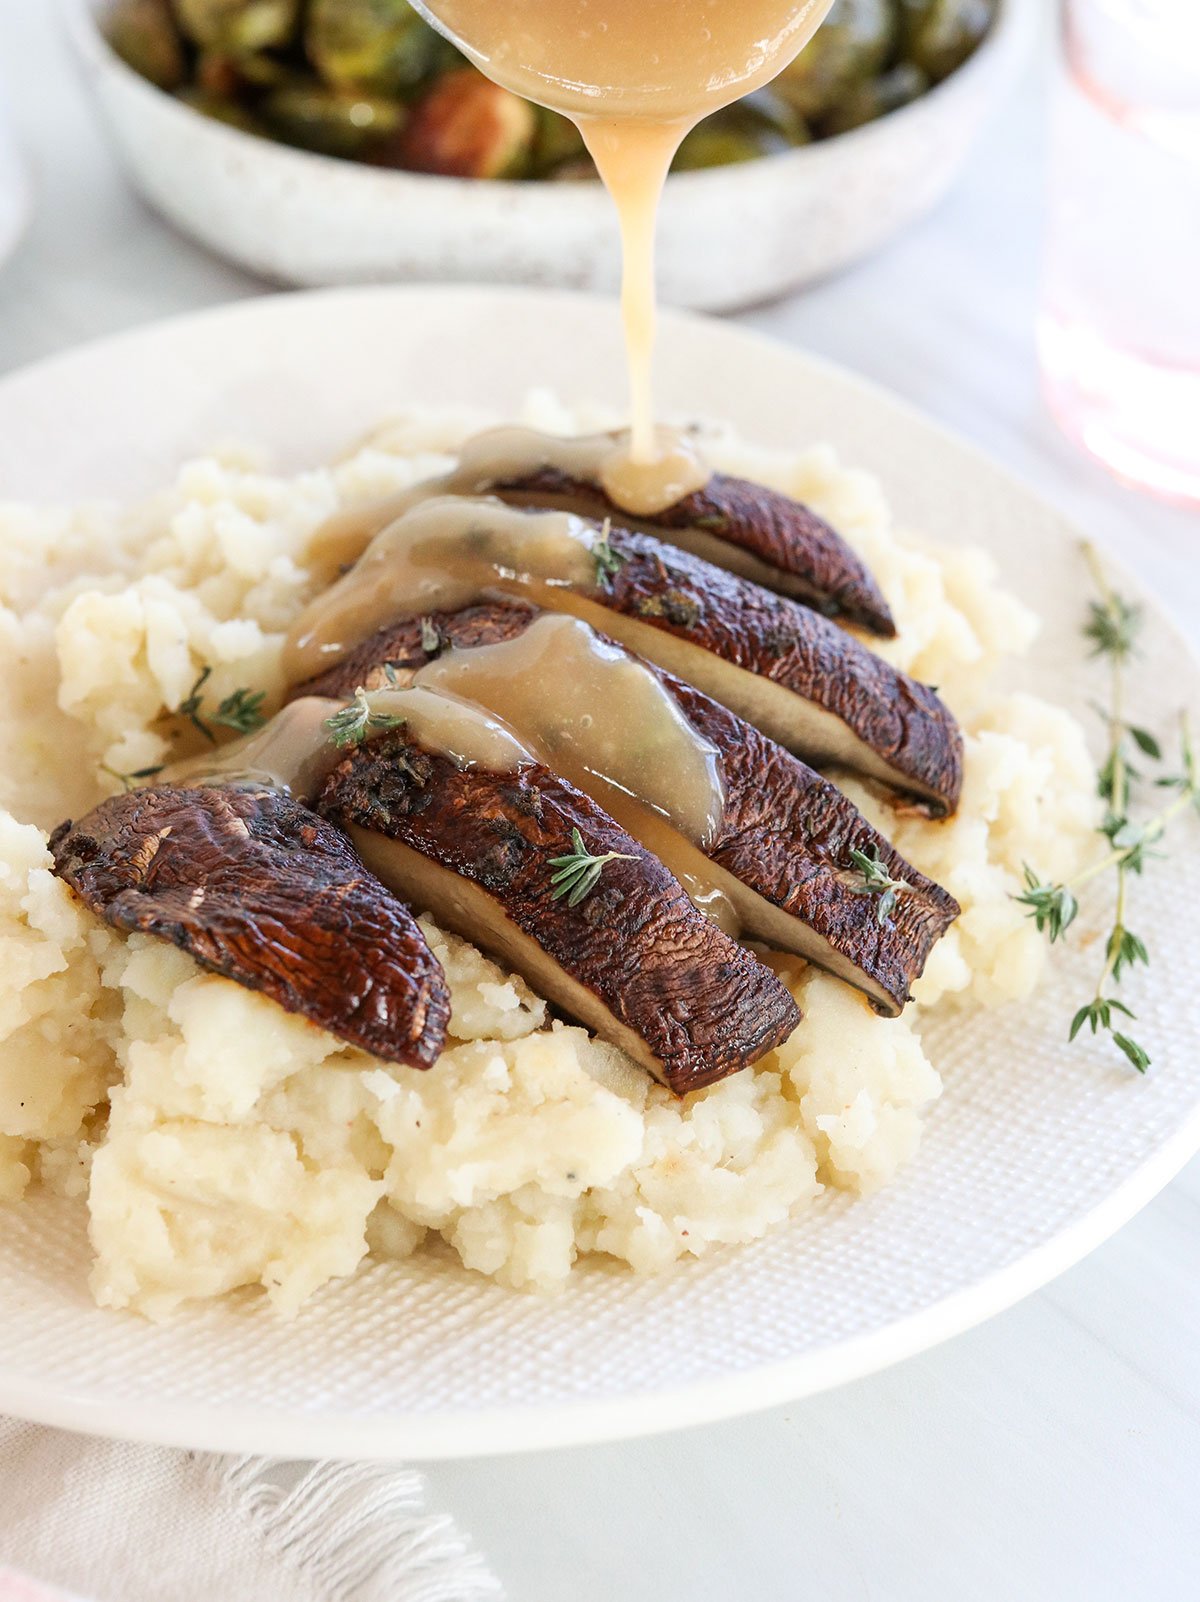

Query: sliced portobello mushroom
[[307, 429, 894, 635], [575, 528, 960, 815], [297, 602, 961, 1014], [477, 457, 896, 636], [288, 499, 960, 813], [316, 728, 801, 1094], [49, 784, 450, 1068]]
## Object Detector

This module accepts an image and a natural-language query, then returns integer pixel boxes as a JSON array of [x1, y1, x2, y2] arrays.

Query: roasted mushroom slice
[[317, 728, 801, 1094], [583, 527, 960, 813], [49, 784, 450, 1068], [449, 428, 897, 635], [306, 427, 896, 635], [286, 499, 961, 815], [297, 602, 960, 1014]]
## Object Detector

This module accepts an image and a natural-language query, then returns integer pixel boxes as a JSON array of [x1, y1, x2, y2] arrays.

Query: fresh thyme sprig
[[547, 827, 636, 908], [846, 846, 911, 925], [324, 687, 407, 750], [176, 665, 268, 743], [591, 518, 626, 589], [100, 762, 165, 792], [1016, 545, 1200, 1074]]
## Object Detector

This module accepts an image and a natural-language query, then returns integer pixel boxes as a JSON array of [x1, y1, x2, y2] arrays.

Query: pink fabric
[[0, 1568, 90, 1602]]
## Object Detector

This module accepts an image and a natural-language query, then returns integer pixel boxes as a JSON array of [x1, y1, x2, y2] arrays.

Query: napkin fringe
[[209, 1456, 504, 1602]]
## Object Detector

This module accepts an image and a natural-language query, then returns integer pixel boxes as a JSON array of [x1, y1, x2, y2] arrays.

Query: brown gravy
[[166, 630, 737, 929], [285, 496, 604, 684], [414, 613, 726, 847], [165, 689, 532, 800], [305, 423, 712, 584]]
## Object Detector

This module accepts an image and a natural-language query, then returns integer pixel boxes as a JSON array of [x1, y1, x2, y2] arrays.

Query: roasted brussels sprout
[[818, 62, 929, 136], [530, 107, 588, 178], [260, 82, 405, 159], [774, 0, 895, 121], [899, 0, 995, 81], [394, 68, 537, 178], [102, 0, 998, 178], [174, 0, 299, 54], [178, 87, 264, 133], [306, 0, 442, 95], [673, 95, 808, 173], [107, 0, 186, 90], [195, 47, 289, 98]]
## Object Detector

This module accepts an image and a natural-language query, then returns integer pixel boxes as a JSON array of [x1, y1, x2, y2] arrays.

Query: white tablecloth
[[0, 1421, 500, 1602]]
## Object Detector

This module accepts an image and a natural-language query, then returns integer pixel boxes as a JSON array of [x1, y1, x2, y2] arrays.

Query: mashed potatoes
[[0, 401, 1098, 1316]]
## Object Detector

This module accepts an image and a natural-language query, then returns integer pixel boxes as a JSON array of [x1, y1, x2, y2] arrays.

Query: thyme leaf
[[591, 518, 626, 590], [212, 687, 268, 735], [176, 665, 267, 742], [325, 687, 407, 750], [547, 827, 637, 908], [100, 763, 165, 792], [1083, 589, 1142, 662], [1015, 545, 1199, 1074], [846, 846, 911, 925], [1015, 867, 1078, 943], [177, 665, 216, 743]]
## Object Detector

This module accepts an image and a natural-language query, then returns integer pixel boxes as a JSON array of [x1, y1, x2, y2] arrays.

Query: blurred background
[[2, 0, 1198, 532]]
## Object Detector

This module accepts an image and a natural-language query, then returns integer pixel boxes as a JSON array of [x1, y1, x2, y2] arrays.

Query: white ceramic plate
[[1, 287, 1198, 1463]]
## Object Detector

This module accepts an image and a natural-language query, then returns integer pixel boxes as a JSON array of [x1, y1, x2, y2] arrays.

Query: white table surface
[[1, 5, 1198, 1600]]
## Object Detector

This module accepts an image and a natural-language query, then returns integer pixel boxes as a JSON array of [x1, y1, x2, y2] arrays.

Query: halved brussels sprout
[[530, 107, 588, 178], [394, 68, 537, 178], [818, 62, 930, 136], [106, 0, 187, 90], [195, 47, 288, 98], [260, 81, 405, 159], [898, 0, 996, 81], [174, 0, 299, 55], [673, 94, 809, 172], [178, 87, 264, 133], [306, 0, 441, 95], [774, 0, 896, 122]]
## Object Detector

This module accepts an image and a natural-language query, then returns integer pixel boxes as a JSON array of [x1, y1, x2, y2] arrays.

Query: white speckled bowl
[[64, 0, 1033, 309]]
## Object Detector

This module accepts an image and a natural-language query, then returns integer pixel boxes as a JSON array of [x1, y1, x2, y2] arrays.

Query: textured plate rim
[[0, 285, 1197, 1462], [4, 1096, 1200, 1462]]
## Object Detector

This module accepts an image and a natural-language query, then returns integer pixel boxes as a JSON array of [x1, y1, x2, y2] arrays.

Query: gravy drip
[[306, 423, 711, 584], [285, 496, 604, 683], [414, 0, 834, 481], [456, 425, 711, 517], [164, 689, 532, 803], [414, 613, 726, 848], [164, 697, 349, 799]]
